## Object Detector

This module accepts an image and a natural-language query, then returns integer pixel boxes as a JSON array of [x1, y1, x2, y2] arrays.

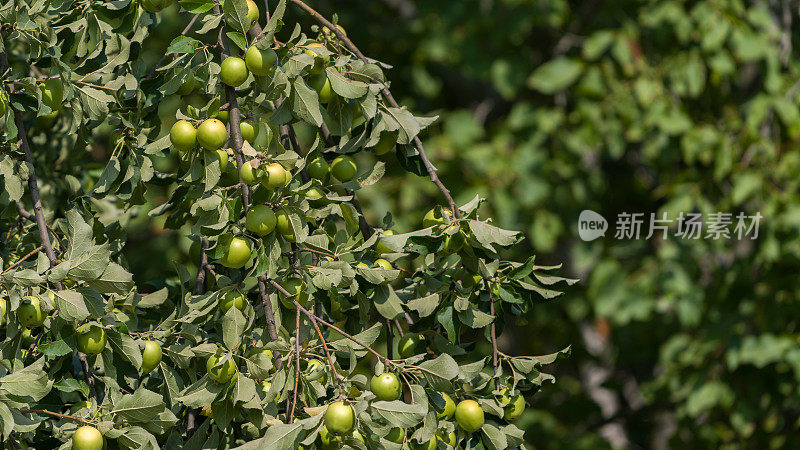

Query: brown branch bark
[[193, 238, 209, 295], [0, 37, 64, 291], [78, 353, 97, 400], [213, 3, 251, 211], [257, 275, 282, 370], [488, 280, 499, 369], [288, 0, 461, 218]]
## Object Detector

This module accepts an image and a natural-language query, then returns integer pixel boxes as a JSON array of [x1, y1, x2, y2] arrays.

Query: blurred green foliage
[[128, 0, 800, 447]]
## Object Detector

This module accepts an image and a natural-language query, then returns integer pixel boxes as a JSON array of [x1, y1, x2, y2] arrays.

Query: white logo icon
[[578, 210, 608, 241]]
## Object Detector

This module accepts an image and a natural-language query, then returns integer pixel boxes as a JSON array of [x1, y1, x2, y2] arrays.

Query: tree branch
[[0, 37, 64, 291], [20, 409, 93, 424], [288, 0, 461, 218], [213, 3, 251, 211], [257, 275, 281, 370], [193, 238, 209, 295]]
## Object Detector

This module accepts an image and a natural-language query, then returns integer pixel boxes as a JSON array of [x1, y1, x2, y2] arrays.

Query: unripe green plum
[[374, 132, 397, 155], [240, 120, 259, 143], [246, 205, 277, 236], [307, 156, 330, 180], [220, 57, 249, 87], [240, 160, 260, 185], [423, 207, 453, 228], [330, 155, 357, 182], [275, 209, 296, 242], [278, 277, 311, 309], [220, 237, 251, 269], [39, 79, 63, 111], [207, 352, 237, 383], [0, 297, 6, 325], [260, 162, 287, 190], [197, 119, 227, 150], [17, 296, 45, 328], [437, 392, 456, 419], [219, 289, 246, 312], [71, 425, 104, 450], [245, 45, 277, 76], [305, 358, 328, 383], [500, 388, 525, 420], [385, 427, 404, 444], [76, 324, 106, 354], [176, 75, 196, 95], [397, 333, 425, 358], [455, 399, 484, 432], [141, 340, 163, 375], [324, 401, 355, 435], [370, 372, 402, 401], [309, 73, 334, 103], [375, 229, 395, 254], [170, 120, 197, 152]]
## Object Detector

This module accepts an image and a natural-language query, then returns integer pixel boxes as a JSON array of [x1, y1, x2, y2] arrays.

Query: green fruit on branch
[[17, 296, 45, 328], [245, 45, 277, 76], [455, 399, 485, 433], [71, 425, 104, 450], [385, 427, 404, 444], [220, 56, 249, 87], [370, 372, 402, 401], [0, 297, 6, 325], [275, 209, 296, 242], [330, 155, 357, 182], [76, 324, 106, 354], [141, 0, 172, 13], [444, 226, 467, 253], [375, 229, 395, 254], [176, 75, 196, 95], [437, 430, 457, 447], [309, 73, 334, 103], [423, 207, 453, 228], [245, 0, 259, 27], [374, 132, 397, 155], [374, 258, 393, 271], [305, 358, 328, 383], [219, 289, 246, 312], [240, 120, 259, 143], [278, 277, 311, 309], [207, 352, 237, 384], [307, 156, 330, 180], [197, 118, 227, 150], [437, 392, 456, 419], [324, 401, 355, 435], [246, 205, 277, 236], [220, 237, 251, 269], [225, 0, 259, 30], [170, 120, 197, 152], [500, 387, 525, 420], [39, 78, 63, 111], [260, 162, 287, 190], [409, 437, 438, 450], [397, 333, 425, 358], [214, 110, 229, 124], [240, 160, 260, 185], [141, 340, 162, 375], [304, 187, 327, 206], [209, 149, 229, 172]]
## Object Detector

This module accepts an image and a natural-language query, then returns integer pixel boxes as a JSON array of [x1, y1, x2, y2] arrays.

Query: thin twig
[[78, 353, 97, 400], [488, 280, 499, 369], [306, 309, 344, 398], [288, 0, 461, 218], [289, 308, 301, 421], [20, 409, 92, 424], [1, 245, 43, 274]]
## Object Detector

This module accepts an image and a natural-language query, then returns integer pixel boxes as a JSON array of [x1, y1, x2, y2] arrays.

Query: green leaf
[[527, 58, 583, 93]]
